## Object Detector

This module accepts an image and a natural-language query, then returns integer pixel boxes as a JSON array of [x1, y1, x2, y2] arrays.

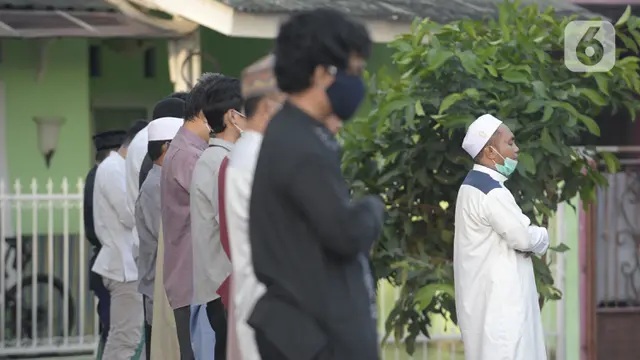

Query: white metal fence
[[0, 177, 97, 356], [0, 177, 567, 358]]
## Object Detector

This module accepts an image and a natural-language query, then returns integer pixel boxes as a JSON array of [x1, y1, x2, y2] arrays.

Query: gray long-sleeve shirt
[[136, 165, 162, 299]]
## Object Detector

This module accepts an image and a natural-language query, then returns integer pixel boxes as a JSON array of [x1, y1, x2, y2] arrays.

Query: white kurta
[[92, 151, 137, 282], [125, 127, 149, 253], [225, 130, 265, 360], [453, 165, 549, 360]]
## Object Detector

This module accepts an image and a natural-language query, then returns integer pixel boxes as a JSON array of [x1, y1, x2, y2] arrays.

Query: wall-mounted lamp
[[33, 117, 65, 168]]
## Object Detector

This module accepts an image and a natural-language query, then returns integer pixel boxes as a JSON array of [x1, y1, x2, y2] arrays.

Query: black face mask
[[325, 70, 366, 121]]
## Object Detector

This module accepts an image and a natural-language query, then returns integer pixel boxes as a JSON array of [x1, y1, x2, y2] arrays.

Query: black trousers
[[206, 298, 228, 359], [142, 295, 152, 360], [173, 306, 195, 360], [255, 330, 333, 360], [255, 330, 287, 359]]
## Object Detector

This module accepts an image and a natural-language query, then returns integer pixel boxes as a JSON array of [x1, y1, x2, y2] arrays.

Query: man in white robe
[[223, 54, 285, 360], [454, 114, 550, 360]]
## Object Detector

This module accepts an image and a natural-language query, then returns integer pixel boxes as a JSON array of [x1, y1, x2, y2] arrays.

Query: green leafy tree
[[341, 1, 640, 354]]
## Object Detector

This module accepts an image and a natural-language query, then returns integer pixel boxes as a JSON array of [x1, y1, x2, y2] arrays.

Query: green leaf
[[616, 5, 632, 27], [541, 106, 554, 122], [502, 70, 529, 84], [523, 100, 545, 114], [540, 128, 560, 155], [548, 243, 570, 253], [593, 74, 610, 96], [458, 50, 480, 74], [577, 114, 601, 136], [415, 100, 425, 116], [485, 65, 498, 77], [576, 88, 608, 106], [517, 152, 536, 175], [414, 283, 455, 309], [427, 49, 455, 71], [600, 151, 620, 173], [438, 93, 464, 114]]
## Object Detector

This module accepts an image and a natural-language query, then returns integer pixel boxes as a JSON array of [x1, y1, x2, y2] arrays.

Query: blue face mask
[[325, 69, 366, 121], [492, 147, 518, 177]]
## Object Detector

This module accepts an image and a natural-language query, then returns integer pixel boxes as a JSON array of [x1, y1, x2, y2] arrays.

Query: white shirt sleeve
[[485, 188, 549, 255], [105, 160, 135, 230]]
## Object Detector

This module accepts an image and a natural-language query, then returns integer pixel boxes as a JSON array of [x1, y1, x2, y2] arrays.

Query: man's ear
[[484, 146, 495, 160], [312, 65, 334, 89]]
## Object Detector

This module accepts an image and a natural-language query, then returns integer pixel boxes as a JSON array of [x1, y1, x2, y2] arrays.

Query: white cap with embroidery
[[462, 114, 503, 158], [147, 117, 183, 142]]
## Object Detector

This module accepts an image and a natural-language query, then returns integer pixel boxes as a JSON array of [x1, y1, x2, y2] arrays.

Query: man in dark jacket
[[248, 8, 385, 360], [83, 130, 126, 352]]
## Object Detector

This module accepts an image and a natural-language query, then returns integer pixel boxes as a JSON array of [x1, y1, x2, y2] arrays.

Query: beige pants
[[102, 278, 144, 360], [150, 229, 180, 360]]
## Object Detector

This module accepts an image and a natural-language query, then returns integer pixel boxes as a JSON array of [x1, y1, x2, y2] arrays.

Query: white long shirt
[[453, 164, 549, 360], [92, 151, 137, 282], [125, 127, 148, 251], [225, 131, 265, 360]]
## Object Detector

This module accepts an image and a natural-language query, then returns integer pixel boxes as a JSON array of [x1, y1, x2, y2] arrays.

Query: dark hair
[[123, 120, 148, 146], [185, 73, 243, 133], [152, 98, 186, 120], [274, 8, 371, 94], [168, 91, 189, 102], [139, 155, 153, 188], [243, 95, 264, 119], [95, 149, 111, 163], [147, 140, 168, 161]]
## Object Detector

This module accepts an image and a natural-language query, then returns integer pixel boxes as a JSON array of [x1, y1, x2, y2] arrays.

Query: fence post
[[14, 179, 22, 347], [77, 178, 85, 345], [0, 178, 5, 348], [30, 178, 38, 347]]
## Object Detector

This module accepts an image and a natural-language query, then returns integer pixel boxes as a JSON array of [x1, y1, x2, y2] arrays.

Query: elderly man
[[136, 102, 184, 360], [454, 114, 550, 360], [219, 53, 285, 360]]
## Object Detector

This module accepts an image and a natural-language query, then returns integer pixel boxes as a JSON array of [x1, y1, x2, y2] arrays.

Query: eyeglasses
[[232, 110, 246, 119]]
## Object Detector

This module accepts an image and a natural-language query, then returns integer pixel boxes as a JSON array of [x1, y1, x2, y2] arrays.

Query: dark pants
[[143, 296, 152, 360], [255, 330, 287, 359], [89, 253, 110, 343], [206, 298, 228, 359], [255, 329, 333, 360], [173, 305, 195, 360]]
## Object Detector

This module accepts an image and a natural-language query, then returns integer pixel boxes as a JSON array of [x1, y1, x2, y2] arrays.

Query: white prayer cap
[[147, 117, 183, 142], [462, 114, 503, 158]]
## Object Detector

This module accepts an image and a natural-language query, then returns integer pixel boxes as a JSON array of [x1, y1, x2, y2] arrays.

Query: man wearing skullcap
[[249, 9, 384, 359], [92, 122, 147, 359], [217, 53, 284, 360], [139, 97, 188, 188], [83, 130, 127, 357], [190, 74, 245, 359], [455, 114, 549, 360], [136, 114, 183, 360]]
